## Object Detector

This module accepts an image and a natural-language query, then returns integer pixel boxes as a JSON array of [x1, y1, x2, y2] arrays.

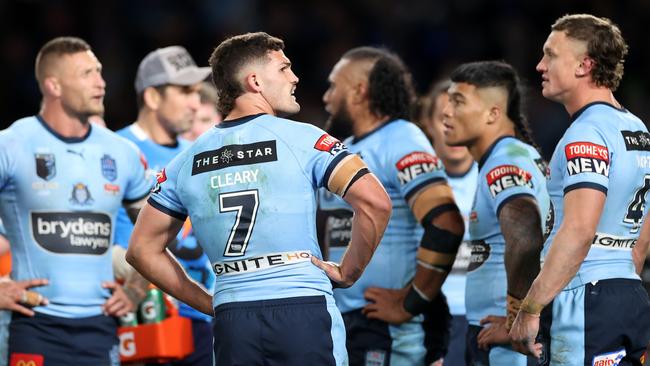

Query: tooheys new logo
[[564, 141, 609, 176], [31, 212, 111, 255], [396, 152, 443, 185], [486, 164, 533, 197]]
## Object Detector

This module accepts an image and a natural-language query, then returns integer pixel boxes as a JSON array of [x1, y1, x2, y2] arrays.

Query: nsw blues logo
[[35, 153, 56, 181], [101, 154, 118, 182]]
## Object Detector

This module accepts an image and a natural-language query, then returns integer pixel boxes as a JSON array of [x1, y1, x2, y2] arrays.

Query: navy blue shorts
[[213, 295, 346, 366], [537, 279, 650, 366], [8, 312, 119, 366]]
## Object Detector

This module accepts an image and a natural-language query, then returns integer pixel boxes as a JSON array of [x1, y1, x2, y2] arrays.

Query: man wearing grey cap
[[113, 45, 215, 366]]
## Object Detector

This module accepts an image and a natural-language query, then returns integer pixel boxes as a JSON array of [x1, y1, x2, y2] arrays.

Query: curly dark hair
[[552, 14, 628, 91], [451, 60, 538, 150], [342, 47, 415, 121], [209, 32, 284, 116]]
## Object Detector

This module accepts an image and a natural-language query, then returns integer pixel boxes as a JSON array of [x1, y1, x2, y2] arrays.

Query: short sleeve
[[122, 141, 153, 202], [292, 127, 352, 191], [148, 156, 188, 221], [481, 156, 539, 216], [560, 124, 610, 194]]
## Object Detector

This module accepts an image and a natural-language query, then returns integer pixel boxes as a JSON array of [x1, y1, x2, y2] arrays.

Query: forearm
[[632, 214, 650, 275], [525, 226, 592, 307], [127, 246, 213, 315]]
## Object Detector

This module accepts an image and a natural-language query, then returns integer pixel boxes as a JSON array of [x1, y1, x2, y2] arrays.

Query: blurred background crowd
[[1, 0, 650, 159]]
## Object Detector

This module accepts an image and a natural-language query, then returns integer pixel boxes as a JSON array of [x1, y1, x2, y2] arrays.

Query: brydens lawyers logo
[[396, 152, 443, 185], [10, 353, 43, 366], [314, 134, 345, 156], [486, 164, 533, 197], [564, 141, 609, 176], [152, 169, 167, 194]]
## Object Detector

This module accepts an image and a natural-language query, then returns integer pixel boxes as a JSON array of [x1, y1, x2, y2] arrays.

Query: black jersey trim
[[404, 177, 447, 202], [563, 182, 608, 195], [217, 113, 267, 128], [478, 135, 516, 170], [351, 119, 400, 144], [323, 151, 351, 188], [148, 197, 187, 221], [122, 191, 150, 205], [496, 193, 536, 218], [570, 101, 627, 122], [36, 115, 92, 143]]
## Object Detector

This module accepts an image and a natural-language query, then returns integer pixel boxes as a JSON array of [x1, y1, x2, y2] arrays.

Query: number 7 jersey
[[149, 114, 359, 307], [544, 102, 650, 285]]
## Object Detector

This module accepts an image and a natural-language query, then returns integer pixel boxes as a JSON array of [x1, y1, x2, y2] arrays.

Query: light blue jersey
[[149, 114, 353, 308], [0, 116, 150, 318], [544, 102, 650, 287], [114, 123, 214, 322], [441, 163, 478, 316], [466, 136, 550, 326]]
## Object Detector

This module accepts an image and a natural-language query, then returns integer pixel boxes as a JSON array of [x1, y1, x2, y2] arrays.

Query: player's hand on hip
[[362, 286, 412, 325], [509, 311, 543, 358], [0, 278, 49, 316], [478, 315, 510, 350], [102, 281, 136, 317], [311, 256, 352, 288]]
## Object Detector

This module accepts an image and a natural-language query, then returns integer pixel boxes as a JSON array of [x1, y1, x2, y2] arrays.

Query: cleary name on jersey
[[0, 116, 150, 318], [149, 114, 364, 308], [466, 136, 549, 326], [543, 102, 650, 286]]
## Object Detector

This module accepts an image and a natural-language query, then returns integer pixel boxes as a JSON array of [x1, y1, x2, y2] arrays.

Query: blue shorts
[[213, 295, 347, 366], [8, 312, 119, 366], [342, 309, 426, 366], [466, 325, 532, 366], [537, 278, 650, 366]]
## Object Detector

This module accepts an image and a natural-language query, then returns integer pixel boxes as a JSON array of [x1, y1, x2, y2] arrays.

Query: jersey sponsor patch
[[591, 232, 637, 250], [564, 142, 609, 176], [152, 169, 167, 194], [191, 140, 277, 175], [314, 134, 345, 156], [212, 250, 311, 276], [30, 211, 112, 255], [592, 348, 626, 366], [467, 240, 490, 272], [621, 130, 650, 151], [34, 153, 56, 181], [486, 165, 533, 197], [9, 353, 44, 366], [395, 151, 443, 185]]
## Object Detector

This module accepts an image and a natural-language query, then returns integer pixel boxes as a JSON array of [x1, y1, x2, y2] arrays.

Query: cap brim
[[168, 67, 212, 86]]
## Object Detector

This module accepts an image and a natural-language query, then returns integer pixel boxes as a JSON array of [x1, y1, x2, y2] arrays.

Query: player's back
[[151, 114, 344, 307], [544, 102, 650, 285]]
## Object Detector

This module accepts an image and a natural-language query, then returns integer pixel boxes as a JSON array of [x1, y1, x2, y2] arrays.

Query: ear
[[351, 81, 368, 104], [487, 105, 501, 125], [576, 56, 594, 78], [244, 73, 263, 93], [143, 87, 162, 110], [43, 77, 61, 97]]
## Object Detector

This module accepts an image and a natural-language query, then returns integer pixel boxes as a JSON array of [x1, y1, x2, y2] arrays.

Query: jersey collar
[[351, 119, 400, 144], [477, 135, 516, 170], [570, 101, 627, 122], [217, 113, 266, 128], [36, 115, 92, 143]]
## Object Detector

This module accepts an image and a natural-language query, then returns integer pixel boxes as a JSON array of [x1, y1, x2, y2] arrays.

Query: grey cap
[[135, 46, 211, 93]]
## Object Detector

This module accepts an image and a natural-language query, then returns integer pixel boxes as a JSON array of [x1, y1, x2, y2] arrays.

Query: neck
[[468, 124, 515, 164], [351, 109, 391, 138], [40, 100, 90, 138], [442, 155, 474, 176], [562, 84, 619, 116], [136, 109, 177, 145], [226, 94, 274, 121]]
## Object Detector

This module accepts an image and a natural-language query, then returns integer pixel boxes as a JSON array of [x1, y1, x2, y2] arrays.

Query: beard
[[324, 103, 354, 140]]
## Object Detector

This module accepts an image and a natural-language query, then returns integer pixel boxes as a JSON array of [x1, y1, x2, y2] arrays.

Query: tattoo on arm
[[499, 197, 544, 299]]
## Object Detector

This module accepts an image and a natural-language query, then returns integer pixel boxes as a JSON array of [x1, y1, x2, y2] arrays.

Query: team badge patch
[[486, 164, 533, 197], [34, 153, 56, 181], [314, 134, 345, 156], [69, 183, 94, 205], [152, 169, 167, 194], [564, 141, 609, 176], [592, 348, 626, 366], [9, 353, 44, 366], [396, 151, 443, 185], [101, 154, 118, 181]]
